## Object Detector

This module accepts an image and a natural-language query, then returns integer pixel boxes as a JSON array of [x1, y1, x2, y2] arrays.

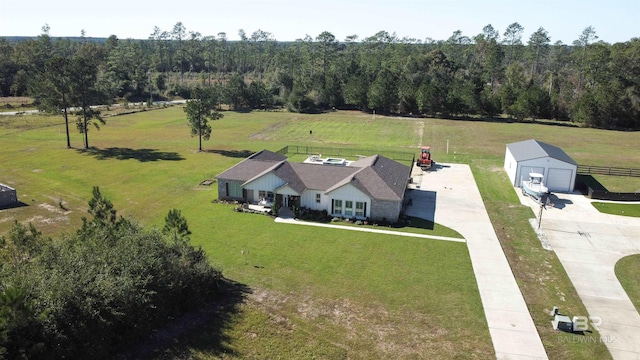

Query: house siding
[[326, 184, 371, 218], [244, 173, 285, 202], [301, 190, 326, 211], [277, 184, 300, 196]]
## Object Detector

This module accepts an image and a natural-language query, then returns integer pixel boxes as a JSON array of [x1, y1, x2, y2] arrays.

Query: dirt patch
[[25, 214, 69, 225], [247, 287, 484, 358], [0, 215, 15, 224], [38, 203, 59, 213], [415, 120, 425, 147]]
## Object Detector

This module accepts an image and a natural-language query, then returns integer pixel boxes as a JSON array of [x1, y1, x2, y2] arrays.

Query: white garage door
[[547, 168, 573, 192], [518, 166, 545, 186]]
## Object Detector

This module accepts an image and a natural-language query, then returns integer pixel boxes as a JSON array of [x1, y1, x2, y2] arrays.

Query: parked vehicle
[[522, 172, 549, 203], [417, 146, 435, 170]]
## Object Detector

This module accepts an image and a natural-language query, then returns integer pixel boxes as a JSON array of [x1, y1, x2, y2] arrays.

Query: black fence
[[577, 165, 640, 177], [586, 188, 640, 201], [575, 175, 640, 201], [277, 145, 415, 164]]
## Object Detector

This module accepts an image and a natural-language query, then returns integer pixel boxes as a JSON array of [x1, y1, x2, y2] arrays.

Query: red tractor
[[417, 146, 435, 170]]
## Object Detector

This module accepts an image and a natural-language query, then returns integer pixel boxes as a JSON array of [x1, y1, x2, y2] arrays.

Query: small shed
[[504, 139, 577, 193], [0, 183, 18, 207]]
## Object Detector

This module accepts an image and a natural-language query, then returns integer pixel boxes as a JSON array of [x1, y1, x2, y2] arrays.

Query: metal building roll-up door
[[547, 168, 573, 192]]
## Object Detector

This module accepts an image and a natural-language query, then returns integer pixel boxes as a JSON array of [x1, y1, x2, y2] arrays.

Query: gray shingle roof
[[215, 149, 287, 181], [217, 150, 411, 201], [284, 163, 359, 192], [507, 139, 577, 165]]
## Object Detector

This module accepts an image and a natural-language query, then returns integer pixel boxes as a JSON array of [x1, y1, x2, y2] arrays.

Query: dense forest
[[1, 22, 639, 129]]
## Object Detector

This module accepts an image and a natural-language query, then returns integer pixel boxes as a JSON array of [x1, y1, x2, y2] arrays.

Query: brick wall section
[[217, 179, 245, 201], [370, 199, 402, 223], [217, 179, 230, 200], [0, 184, 17, 207]]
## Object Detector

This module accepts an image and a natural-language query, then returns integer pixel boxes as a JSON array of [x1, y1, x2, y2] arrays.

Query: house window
[[355, 201, 365, 217], [316, 193, 321, 203], [228, 182, 243, 198], [259, 190, 274, 201], [334, 199, 342, 214], [345, 200, 353, 216]]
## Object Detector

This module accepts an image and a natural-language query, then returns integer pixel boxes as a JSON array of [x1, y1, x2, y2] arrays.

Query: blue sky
[[1, 0, 638, 44]]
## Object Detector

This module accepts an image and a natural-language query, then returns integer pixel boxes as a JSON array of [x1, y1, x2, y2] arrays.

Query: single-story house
[[504, 139, 577, 193], [216, 150, 412, 222]]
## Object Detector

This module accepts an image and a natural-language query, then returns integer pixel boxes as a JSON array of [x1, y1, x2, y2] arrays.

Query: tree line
[[1, 22, 639, 129], [0, 187, 222, 359]]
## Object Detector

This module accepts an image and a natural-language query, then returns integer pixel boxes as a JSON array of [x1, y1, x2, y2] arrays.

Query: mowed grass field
[[2, 107, 637, 358], [0, 108, 490, 359]]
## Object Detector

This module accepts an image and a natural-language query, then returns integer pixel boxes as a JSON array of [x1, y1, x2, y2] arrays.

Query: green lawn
[[592, 202, 640, 217], [3, 108, 637, 358], [0, 108, 492, 358], [615, 255, 640, 314]]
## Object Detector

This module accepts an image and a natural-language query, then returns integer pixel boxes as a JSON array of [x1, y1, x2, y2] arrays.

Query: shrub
[[0, 190, 223, 359]]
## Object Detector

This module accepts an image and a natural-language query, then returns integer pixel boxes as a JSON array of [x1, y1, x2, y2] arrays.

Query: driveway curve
[[520, 191, 640, 359]]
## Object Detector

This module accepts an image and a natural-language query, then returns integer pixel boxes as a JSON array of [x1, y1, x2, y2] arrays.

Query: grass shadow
[[204, 149, 255, 158], [117, 278, 251, 359], [0, 201, 29, 210], [78, 147, 184, 162]]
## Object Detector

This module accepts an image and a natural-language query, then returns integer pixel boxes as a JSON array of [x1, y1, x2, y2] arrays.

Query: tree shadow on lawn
[[78, 147, 184, 162], [204, 149, 255, 158], [117, 278, 251, 359]]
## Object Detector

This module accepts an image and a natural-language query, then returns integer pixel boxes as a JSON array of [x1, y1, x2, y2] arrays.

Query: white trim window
[[355, 201, 365, 217], [316, 193, 321, 203], [334, 199, 342, 214], [345, 200, 353, 216]]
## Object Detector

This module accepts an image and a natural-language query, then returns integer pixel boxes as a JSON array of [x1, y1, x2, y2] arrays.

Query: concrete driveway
[[407, 164, 547, 359], [518, 190, 640, 359]]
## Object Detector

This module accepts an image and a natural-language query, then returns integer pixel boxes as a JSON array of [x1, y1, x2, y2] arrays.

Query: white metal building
[[504, 139, 577, 193]]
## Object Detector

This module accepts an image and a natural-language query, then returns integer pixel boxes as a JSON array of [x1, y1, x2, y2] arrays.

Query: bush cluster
[[0, 188, 222, 359]]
